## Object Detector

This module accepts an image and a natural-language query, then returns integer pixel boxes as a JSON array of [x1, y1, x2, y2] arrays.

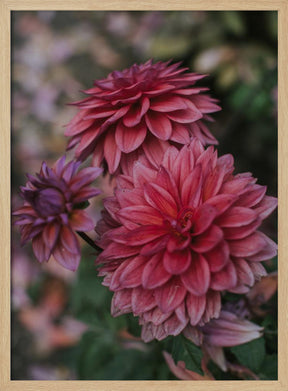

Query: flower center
[[177, 207, 195, 232], [33, 188, 66, 217]]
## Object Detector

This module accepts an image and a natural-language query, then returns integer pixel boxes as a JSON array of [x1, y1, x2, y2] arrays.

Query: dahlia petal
[[141, 322, 165, 342], [205, 241, 230, 272], [73, 186, 101, 202], [109, 259, 132, 290], [181, 254, 210, 296], [115, 121, 147, 153], [144, 182, 178, 218], [65, 110, 95, 136], [220, 177, 253, 195], [167, 234, 190, 252], [150, 95, 188, 112], [103, 197, 120, 222], [154, 277, 187, 313], [43, 223, 60, 251], [201, 290, 221, 324], [164, 314, 188, 336], [223, 218, 261, 240], [84, 108, 117, 120], [122, 99, 150, 127], [70, 167, 103, 190], [140, 235, 169, 256], [142, 252, 171, 289], [144, 83, 175, 96], [156, 166, 180, 203], [115, 188, 144, 208], [70, 210, 95, 231], [32, 235, 49, 263], [191, 95, 221, 113], [132, 161, 157, 188], [236, 184, 267, 208], [216, 207, 257, 227], [173, 144, 195, 188], [229, 259, 255, 293], [170, 123, 191, 143], [111, 289, 132, 316], [163, 250, 191, 275], [229, 231, 267, 257], [248, 261, 267, 279], [191, 225, 223, 253], [53, 245, 80, 271], [117, 205, 163, 226], [74, 127, 99, 156], [131, 287, 157, 315], [60, 226, 80, 255], [162, 145, 180, 173], [124, 225, 168, 246], [202, 311, 263, 347], [104, 129, 121, 174], [167, 107, 203, 123], [246, 233, 277, 261], [210, 261, 238, 291], [186, 293, 206, 326], [203, 345, 227, 372], [181, 165, 202, 208], [96, 242, 140, 262], [92, 141, 104, 167], [142, 307, 172, 326], [193, 204, 217, 235], [253, 195, 277, 219], [145, 111, 172, 140], [100, 104, 131, 132], [175, 302, 188, 324], [205, 194, 237, 215], [142, 136, 170, 169], [203, 165, 227, 201], [119, 255, 147, 288], [183, 324, 204, 345]]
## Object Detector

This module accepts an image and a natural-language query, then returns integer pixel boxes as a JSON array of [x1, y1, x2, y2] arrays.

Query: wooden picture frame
[[1, 1, 287, 390]]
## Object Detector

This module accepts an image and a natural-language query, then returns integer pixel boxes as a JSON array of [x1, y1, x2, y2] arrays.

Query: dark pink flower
[[95, 140, 277, 341], [14, 156, 102, 271], [65, 60, 221, 173]]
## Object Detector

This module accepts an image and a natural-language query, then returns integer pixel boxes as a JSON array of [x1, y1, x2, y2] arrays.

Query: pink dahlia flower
[[14, 156, 102, 271], [65, 60, 221, 174], [95, 140, 277, 342]]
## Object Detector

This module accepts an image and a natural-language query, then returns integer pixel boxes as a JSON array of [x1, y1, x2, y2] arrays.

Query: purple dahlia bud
[[14, 156, 102, 271]]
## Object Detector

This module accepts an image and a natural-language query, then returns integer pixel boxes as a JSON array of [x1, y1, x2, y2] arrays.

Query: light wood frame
[[1, 1, 287, 390]]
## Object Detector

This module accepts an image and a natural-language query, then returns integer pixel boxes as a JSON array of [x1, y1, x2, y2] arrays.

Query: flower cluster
[[14, 60, 277, 364]]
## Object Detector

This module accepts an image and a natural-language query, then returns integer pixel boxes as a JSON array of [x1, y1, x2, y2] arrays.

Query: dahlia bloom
[[95, 140, 277, 342], [65, 59, 221, 173], [14, 156, 102, 271]]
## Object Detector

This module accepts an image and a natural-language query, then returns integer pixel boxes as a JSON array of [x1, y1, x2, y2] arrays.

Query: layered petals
[[96, 139, 277, 341], [65, 60, 221, 173], [14, 157, 102, 271]]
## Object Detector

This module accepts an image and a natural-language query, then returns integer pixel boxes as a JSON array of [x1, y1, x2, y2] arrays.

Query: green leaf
[[258, 354, 278, 380], [171, 335, 204, 375], [75, 200, 90, 210], [230, 337, 265, 372]]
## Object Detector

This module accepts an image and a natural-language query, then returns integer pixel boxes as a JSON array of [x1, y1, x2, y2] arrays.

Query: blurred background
[[11, 11, 277, 380]]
